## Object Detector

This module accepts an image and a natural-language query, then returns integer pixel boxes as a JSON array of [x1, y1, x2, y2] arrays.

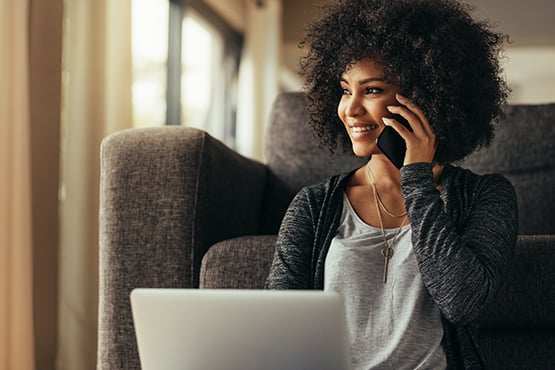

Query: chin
[[351, 144, 375, 158]]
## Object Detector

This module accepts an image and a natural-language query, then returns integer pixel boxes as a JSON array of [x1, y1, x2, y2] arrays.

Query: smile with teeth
[[351, 124, 379, 133]]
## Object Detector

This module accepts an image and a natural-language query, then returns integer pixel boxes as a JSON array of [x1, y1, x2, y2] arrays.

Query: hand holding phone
[[376, 113, 412, 169]]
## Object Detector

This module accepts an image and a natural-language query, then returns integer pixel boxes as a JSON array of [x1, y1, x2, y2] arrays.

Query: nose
[[345, 94, 365, 117]]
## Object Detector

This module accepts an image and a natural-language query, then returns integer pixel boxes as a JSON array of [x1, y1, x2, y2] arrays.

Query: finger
[[386, 101, 437, 150], [381, 116, 413, 141], [395, 94, 434, 136], [395, 94, 423, 117], [385, 105, 423, 136]]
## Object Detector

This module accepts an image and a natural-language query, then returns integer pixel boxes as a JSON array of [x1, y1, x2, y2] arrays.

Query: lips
[[350, 124, 379, 133]]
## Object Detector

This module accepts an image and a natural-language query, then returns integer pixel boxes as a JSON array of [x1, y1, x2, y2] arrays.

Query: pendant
[[381, 246, 394, 283]]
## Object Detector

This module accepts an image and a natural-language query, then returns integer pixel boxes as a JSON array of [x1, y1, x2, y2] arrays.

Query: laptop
[[130, 288, 352, 370]]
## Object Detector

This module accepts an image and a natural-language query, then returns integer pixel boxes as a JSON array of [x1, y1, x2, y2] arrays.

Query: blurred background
[[1, 0, 554, 369]]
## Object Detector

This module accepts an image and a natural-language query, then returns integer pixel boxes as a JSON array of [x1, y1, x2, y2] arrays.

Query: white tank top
[[324, 193, 447, 370]]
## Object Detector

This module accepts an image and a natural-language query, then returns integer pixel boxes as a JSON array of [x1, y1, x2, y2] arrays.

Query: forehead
[[341, 58, 386, 79]]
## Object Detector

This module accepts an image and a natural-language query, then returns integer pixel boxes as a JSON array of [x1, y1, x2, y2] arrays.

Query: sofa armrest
[[97, 126, 266, 369]]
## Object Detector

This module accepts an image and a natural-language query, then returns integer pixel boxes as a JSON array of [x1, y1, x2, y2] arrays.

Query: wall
[[203, 0, 245, 31], [279, 0, 555, 103], [470, 0, 555, 103], [503, 47, 555, 104]]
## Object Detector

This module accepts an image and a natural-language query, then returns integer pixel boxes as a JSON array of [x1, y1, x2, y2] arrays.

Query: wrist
[[400, 163, 436, 197]]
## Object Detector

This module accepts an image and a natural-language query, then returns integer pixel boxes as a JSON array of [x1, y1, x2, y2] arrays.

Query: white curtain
[[0, 0, 36, 369], [236, 0, 282, 161], [58, 1, 132, 369]]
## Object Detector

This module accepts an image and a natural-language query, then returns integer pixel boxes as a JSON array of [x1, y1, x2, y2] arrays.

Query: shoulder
[[294, 171, 353, 204], [443, 164, 518, 209], [283, 171, 352, 224], [444, 164, 515, 193]]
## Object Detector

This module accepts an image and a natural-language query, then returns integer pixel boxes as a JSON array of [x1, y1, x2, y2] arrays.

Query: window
[[181, 10, 224, 137], [132, 0, 169, 128], [131, 0, 241, 147]]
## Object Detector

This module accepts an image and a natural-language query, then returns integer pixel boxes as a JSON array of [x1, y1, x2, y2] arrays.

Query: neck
[[367, 155, 401, 189], [367, 155, 445, 188], [432, 163, 445, 184]]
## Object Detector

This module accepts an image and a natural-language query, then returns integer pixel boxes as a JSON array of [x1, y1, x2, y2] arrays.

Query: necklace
[[365, 164, 407, 218], [368, 167, 408, 283]]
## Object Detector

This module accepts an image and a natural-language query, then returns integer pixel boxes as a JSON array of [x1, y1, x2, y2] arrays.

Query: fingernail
[[382, 117, 391, 125], [387, 106, 395, 112]]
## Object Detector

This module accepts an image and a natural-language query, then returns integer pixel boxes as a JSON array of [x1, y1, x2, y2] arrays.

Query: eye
[[365, 87, 383, 94], [341, 88, 351, 95]]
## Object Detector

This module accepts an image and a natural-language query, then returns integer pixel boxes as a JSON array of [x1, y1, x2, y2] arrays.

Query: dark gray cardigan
[[265, 163, 518, 370]]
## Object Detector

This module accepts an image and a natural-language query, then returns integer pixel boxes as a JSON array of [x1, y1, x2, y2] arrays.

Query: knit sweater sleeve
[[264, 187, 317, 289], [401, 163, 518, 326]]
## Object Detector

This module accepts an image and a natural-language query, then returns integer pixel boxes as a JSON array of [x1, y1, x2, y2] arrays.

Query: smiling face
[[337, 58, 403, 157]]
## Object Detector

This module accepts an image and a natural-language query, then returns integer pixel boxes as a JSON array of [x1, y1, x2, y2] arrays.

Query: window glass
[[131, 0, 168, 128], [131, 0, 234, 143], [181, 10, 225, 140]]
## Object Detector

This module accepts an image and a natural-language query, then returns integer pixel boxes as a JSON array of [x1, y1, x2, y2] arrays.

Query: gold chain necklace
[[365, 164, 407, 218], [367, 165, 408, 283]]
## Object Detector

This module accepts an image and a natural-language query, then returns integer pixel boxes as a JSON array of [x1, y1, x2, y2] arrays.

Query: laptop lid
[[130, 288, 352, 370]]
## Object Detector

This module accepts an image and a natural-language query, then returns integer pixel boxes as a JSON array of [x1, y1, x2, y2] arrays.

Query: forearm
[[401, 163, 518, 325], [265, 188, 315, 290]]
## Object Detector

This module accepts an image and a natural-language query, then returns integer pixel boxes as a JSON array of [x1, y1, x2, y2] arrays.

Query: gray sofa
[[98, 92, 555, 369]]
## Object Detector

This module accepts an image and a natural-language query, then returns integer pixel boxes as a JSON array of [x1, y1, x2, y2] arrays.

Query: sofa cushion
[[200, 235, 277, 289], [201, 235, 554, 330]]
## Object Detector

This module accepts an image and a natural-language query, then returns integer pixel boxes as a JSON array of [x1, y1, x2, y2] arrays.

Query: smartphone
[[376, 114, 412, 169]]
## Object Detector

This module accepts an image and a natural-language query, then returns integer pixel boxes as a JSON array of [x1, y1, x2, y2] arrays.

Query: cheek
[[337, 100, 347, 123]]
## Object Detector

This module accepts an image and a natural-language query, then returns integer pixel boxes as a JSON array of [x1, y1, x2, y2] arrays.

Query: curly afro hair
[[300, 0, 510, 164]]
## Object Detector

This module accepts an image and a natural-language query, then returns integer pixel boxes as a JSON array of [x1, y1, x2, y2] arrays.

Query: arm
[[265, 188, 317, 289], [401, 163, 518, 325]]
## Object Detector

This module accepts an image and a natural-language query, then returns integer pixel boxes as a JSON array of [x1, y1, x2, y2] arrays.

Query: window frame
[[166, 0, 243, 142]]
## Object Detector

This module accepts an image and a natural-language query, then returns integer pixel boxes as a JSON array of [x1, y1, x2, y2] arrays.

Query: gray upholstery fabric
[[260, 92, 367, 233], [199, 235, 555, 369], [98, 127, 265, 369], [460, 103, 555, 234], [264, 92, 366, 194], [200, 235, 555, 328], [98, 92, 554, 370], [200, 235, 277, 289]]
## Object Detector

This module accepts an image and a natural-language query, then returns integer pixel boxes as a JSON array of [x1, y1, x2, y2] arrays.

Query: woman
[[265, 0, 518, 369]]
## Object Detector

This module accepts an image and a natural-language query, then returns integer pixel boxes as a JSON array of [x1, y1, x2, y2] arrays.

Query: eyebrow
[[340, 77, 387, 85]]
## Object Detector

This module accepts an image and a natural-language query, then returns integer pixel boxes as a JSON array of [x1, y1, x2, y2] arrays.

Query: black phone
[[376, 114, 412, 169]]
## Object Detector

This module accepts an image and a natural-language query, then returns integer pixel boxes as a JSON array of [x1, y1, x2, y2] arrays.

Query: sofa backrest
[[264, 92, 555, 235], [264, 92, 366, 193], [460, 103, 555, 235], [260, 92, 366, 233]]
